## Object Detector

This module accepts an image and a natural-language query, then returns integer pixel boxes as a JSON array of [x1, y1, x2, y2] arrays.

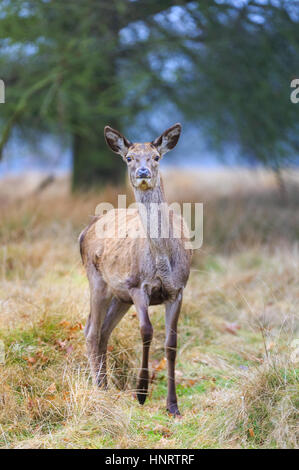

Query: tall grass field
[[0, 169, 298, 448]]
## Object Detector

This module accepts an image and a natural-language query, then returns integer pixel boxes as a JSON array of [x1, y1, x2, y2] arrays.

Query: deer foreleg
[[165, 289, 183, 417], [131, 288, 152, 405]]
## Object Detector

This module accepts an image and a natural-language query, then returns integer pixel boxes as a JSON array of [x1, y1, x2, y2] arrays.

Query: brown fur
[[80, 124, 192, 416]]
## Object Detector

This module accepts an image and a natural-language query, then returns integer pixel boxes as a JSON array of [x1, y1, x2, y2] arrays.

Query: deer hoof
[[167, 403, 181, 418], [137, 389, 148, 405]]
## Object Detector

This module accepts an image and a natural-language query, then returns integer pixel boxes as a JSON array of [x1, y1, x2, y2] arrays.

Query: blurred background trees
[[0, 0, 298, 189]]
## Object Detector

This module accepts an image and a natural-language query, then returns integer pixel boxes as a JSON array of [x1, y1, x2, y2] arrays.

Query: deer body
[[80, 124, 192, 416]]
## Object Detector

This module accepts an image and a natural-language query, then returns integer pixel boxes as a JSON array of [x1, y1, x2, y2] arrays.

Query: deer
[[79, 123, 192, 416]]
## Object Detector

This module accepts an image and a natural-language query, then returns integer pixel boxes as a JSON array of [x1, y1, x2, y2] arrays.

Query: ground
[[0, 169, 298, 448]]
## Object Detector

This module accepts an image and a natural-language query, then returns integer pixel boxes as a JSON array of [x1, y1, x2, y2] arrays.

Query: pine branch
[[0, 72, 62, 160]]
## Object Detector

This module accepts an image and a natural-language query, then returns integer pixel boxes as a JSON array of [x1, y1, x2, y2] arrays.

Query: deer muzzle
[[136, 167, 151, 179]]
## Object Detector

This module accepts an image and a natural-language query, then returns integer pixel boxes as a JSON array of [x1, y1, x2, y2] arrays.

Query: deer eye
[[154, 156, 160, 162], [126, 156, 132, 162]]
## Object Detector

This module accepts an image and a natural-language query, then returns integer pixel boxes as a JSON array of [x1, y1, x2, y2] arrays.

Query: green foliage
[[0, 1, 298, 187], [179, 1, 299, 170]]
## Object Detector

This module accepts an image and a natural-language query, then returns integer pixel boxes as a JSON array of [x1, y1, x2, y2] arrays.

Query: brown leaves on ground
[[25, 350, 50, 367], [59, 320, 83, 333], [21, 319, 83, 369], [55, 340, 74, 355], [224, 322, 241, 335], [150, 358, 219, 392], [25, 356, 36, 365], [143, 423, 173, 438], [150, 357, 167, 383], [153, 423, 172, 438], [55, 320, 83, 355]]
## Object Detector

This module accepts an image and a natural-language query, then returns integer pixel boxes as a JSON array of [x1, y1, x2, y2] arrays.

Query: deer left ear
[[104, 126, 132, 158], [152, 123, 182, 156]]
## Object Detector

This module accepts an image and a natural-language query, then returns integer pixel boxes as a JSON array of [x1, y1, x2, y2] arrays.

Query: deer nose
[[136, 167, 151, 179]]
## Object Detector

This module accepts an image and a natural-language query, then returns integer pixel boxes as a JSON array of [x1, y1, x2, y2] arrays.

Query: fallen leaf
[[187, 379, 196, 386], [36, 350, 49, 363], [47, 382, 57, 395], [150, 357, 167, 383], [26, 356, 36, 365], [224, 322, 241, 335], [248, 428, 255, 437], [59, 320, 71, 328], [154, 424, 172, 437], [156, 357, 167, 371], [69, 322, 83, 333]]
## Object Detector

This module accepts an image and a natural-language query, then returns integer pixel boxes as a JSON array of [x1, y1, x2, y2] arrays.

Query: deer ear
[[152, 123, 182, 156], [104, 126, 132, 157]]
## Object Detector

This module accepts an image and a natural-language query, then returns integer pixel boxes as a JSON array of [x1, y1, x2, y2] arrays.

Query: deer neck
[[133, 174, 172, 258]]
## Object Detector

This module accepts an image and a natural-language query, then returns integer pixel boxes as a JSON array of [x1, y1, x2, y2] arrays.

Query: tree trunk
[[72, 129, 125, 190], [274, 167, 288, 204]]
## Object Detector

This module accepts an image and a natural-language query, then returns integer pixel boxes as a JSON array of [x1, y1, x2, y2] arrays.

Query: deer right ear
[[152, 123, 182, 156], [104, 126, 132, 157]]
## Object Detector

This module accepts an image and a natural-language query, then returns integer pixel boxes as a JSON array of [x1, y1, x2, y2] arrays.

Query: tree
[[1, 1, 298, 191], [132, 0, 299, 195], [0, 0, 188, 188]]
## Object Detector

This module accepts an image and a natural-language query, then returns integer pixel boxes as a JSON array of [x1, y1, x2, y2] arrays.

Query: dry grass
[[0, 169, 298, 448]]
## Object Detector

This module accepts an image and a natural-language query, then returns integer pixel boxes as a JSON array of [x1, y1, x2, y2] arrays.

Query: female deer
[[79, 124, 192, 416]]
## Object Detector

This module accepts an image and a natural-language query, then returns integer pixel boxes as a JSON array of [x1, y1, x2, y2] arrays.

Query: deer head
[[104, 124, 182, 190]]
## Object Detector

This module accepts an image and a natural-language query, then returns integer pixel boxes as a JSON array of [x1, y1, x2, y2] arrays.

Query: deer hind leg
[[165, 290, 183, 417], [85, 264, 111, 386], [130, 288, 152, 405], [97, 297, 130, 388]]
